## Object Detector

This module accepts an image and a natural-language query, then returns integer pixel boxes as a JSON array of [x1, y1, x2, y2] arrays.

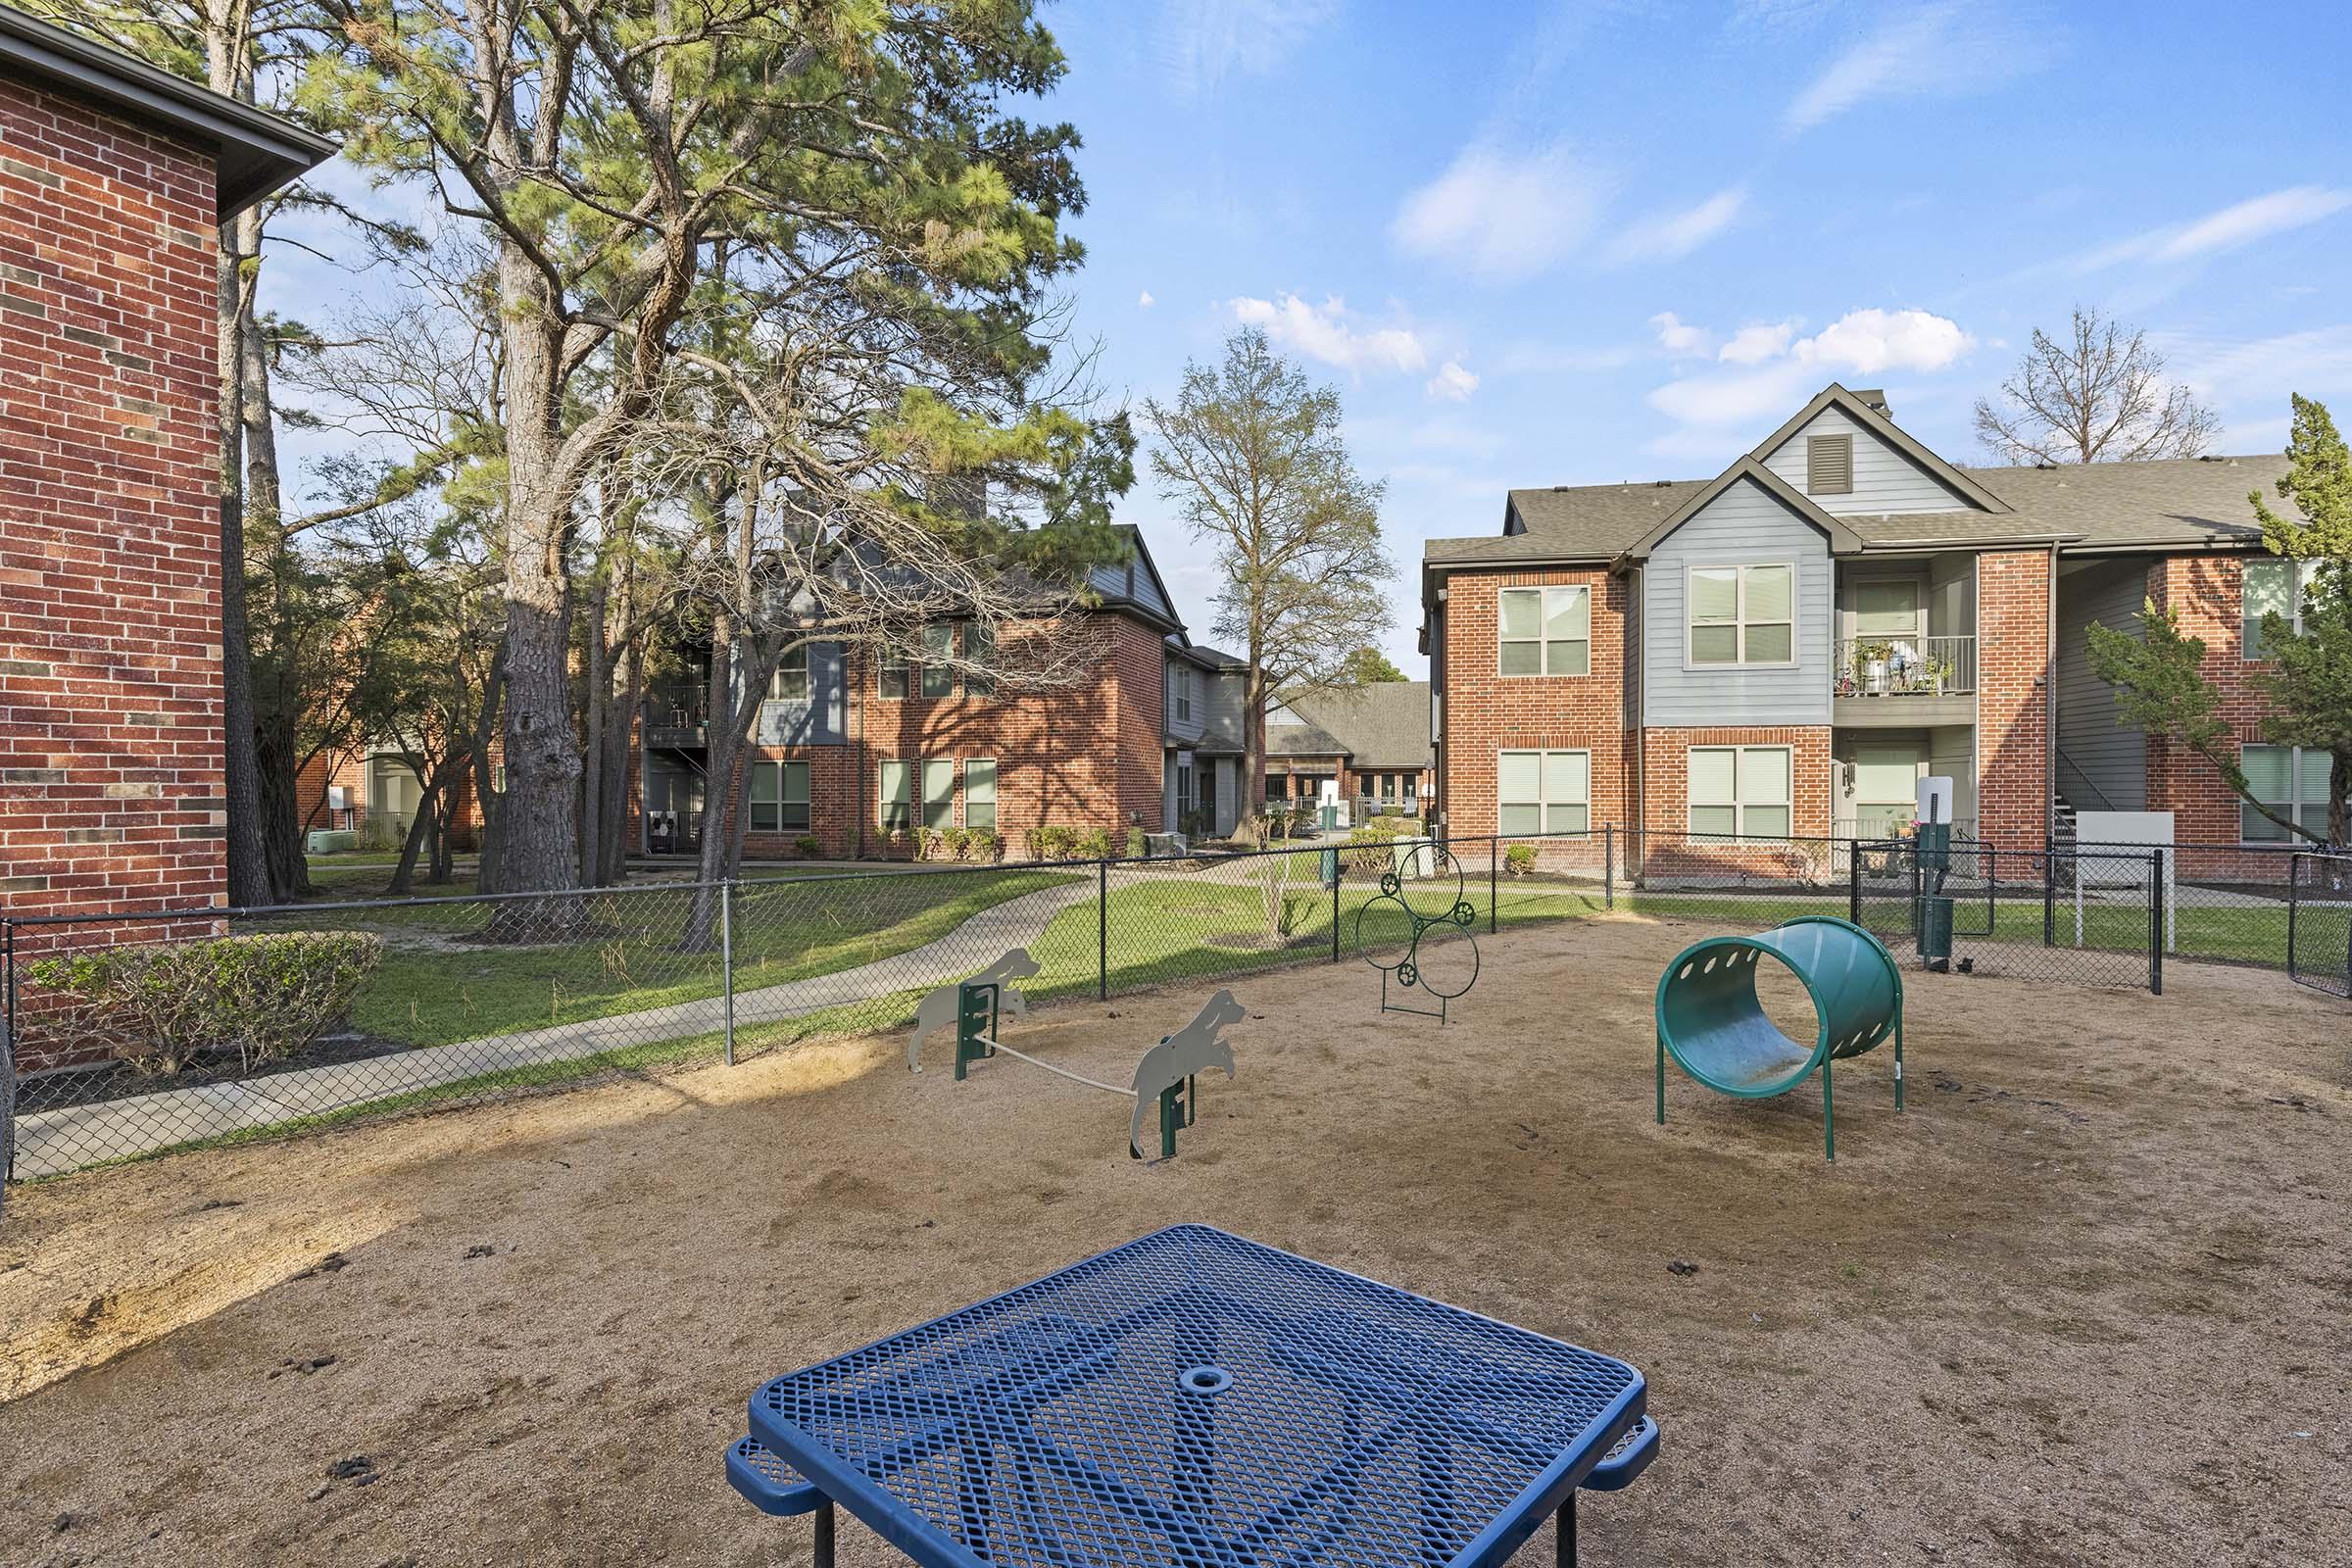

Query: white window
[[919, 623, 955, 699], [2242, 559, 2321, 660], [878, 650, 908, 701], [750, 760, 809, 832], [1496, 750, 1590, 837], [921, 758, 956, 829], [1690, 746, 1791, 839], [2240, 744, 2329, 843], [770, 644, 809, 701], [1497, 585, 1591, 677], [1851, 578, 1923, 639], [1689, 564, 1794, 665], [964, 759, 997, 830], [878, 760, 911, 831], [1172, 664, 1194, 722]]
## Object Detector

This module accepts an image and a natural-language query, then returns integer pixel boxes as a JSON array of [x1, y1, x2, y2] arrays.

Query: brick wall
[[1976, 548, 2052, 851], [2146, 553, 2272, 848], [1435, 567, 1631, 838], [710, 612, 1169, 860], [1638, 725, 1835, 836], [0, 77, 224, 917]]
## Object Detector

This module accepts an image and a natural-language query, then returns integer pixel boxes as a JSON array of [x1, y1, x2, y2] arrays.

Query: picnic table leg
[[813, 1500, 835, 1568], [1555, 1493, 1577, 1565]]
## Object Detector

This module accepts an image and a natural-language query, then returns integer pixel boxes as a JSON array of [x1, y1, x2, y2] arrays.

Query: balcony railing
[[1836, 634, 1975, 699]]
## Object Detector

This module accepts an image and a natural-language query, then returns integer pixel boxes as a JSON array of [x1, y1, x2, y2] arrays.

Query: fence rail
[[2, 825, 2331, 1186]]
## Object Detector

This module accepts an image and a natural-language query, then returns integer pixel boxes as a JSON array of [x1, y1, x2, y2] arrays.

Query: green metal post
[[1331, 864, 1341, 963], [1604, 823, 1614, 910], [1893, 1010, 1905, 1112], [2149, 848, 2164, 995], [1654, 1033, 1666, 1125], [1159, 1080, 1183, 1158], [1098, 856, 1108, 1002], [1822, 1054, 1835, 1162]]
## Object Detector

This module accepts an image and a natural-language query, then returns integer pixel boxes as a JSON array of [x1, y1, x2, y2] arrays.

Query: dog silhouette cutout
[[1129, 989, 1244, 1158], [907, 950, 1041, 1072]]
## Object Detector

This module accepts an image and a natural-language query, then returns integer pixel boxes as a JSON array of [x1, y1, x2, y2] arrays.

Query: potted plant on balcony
[[1925, 655, 1954, 696], [1855, 641, 1893, 695]]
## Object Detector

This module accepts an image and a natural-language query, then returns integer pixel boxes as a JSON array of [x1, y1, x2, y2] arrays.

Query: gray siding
[[1642, 478, 1834, 726], [1760, 408, 1972, 514], [1199, 667, 1246, 751], [1164, 655, 1204, 744], [1091, 552, 1174, 621], [2054, 559, 2148, 810], [755, 641, 847, 745]]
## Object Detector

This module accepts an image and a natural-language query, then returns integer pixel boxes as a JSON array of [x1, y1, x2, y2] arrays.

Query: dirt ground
[[3, 911, 2347, 1568]]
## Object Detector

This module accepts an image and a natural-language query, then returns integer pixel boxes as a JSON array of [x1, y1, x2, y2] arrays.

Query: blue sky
[[269, 1, 2352, 679], [1037, 0, 2352, 675]]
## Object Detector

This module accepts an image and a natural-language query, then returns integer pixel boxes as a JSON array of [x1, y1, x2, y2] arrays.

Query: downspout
[[1628, 564, 1644, 844], [2044, 542, 2060, 850]]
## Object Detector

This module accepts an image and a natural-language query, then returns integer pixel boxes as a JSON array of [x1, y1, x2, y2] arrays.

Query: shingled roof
[[1268, 681, 1433, 770], [1427, 452, 2293, 569]]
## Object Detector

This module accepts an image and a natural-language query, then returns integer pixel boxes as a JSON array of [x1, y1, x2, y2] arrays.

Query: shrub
[[793, 834, 820, 858], [943, 826, 970, 860], [911, 824, 937, 861], [965, 827, 999, 862], [1504, 844, 1538, 877], [1343, 826, 1396, 876], [28, 931, 383, 1076], [1076, 826, 1112, 860], [1125, 826, 1147, 858], [1029, 824, 1075, 861]]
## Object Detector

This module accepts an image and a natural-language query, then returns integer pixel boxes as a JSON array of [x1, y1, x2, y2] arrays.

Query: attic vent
[[1653, 479, 1672, 488], [1807, 434, 1853, 495], [2197, 454, 2228, 463]]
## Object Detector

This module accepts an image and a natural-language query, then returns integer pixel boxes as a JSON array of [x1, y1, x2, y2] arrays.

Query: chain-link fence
[[5, 825, 2339, 1185], [2288, 851, 2352, 998]]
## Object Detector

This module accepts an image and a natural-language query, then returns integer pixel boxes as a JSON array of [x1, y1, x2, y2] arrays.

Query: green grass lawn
[[261, 868, 1075, 1048]]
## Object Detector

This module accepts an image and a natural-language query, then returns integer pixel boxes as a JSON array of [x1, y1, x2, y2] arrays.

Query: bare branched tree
[[1147, 328, 1393, 815], [1973, 306, 2221, 465]]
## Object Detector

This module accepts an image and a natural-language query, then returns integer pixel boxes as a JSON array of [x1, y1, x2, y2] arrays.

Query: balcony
[[1834, 635, 1976, 726], [645, 682, 710, 750]]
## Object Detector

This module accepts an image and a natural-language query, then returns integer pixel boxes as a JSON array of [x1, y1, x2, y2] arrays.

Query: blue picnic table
[[725, 1223, 1659, 1565]]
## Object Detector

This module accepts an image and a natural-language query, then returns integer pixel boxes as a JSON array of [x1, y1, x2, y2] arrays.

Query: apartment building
[[1423, 382, 2308, 853]]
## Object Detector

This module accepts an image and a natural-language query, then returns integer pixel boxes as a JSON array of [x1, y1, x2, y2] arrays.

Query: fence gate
[[1851, 842, 2158, 991], [2287, 852, 2352, 999]]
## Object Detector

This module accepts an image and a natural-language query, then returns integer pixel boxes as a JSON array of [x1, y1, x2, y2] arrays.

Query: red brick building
[[1264, 680, 1435, 821], [1423, 383, 2310, 857], [0, 11, 329, 917], [632, 527, 1199, 861]]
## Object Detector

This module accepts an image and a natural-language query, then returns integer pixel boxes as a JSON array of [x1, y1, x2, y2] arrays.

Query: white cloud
[[1807, 307, 1973, 374], [1138, 289, 1155, 308], [2165, 323, 2352, 407], [1718, 319, 1798, 366], [1230, 294, 1428, 375], [1786, 4, 2045, 132], [1649, 312, 1712, 358], [2071, 187, 2352, 273], [1151, 0, 1338, 101], [1492, 339, 1642, 375], [1604, 187, 1746, 265], [1647, 307, 1976, 427], [1425, 360, 1480, 402], [1391, 140, 1613, 282]]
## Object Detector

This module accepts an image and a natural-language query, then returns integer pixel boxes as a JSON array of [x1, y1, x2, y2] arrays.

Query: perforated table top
[[736, 1224, 1647, 1568]]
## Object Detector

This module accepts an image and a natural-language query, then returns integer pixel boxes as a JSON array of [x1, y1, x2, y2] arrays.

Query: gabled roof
[[1272, 682, 1434, 770], [1615, 457, 1865, 564], [0, 6, 335, 218], [1087, 524, 1185, 631], [1746, 382, 2013, 514]]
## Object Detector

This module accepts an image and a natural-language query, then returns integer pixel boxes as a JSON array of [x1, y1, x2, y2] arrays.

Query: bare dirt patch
[[3, 912, 2347, 1566]]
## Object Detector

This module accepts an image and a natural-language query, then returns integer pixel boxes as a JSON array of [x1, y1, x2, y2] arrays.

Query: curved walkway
[[14, 878, 1100, 1179]]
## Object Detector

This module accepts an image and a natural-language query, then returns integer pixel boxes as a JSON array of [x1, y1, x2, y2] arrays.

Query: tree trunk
[[386, 769, 438, 896], [466, 641, 510, 895], [489, 221, 582, 909], [2331, 749, 2350, 850], [1242, 659, 1267, 816], [598, 638, 641, 884], [254, 714, 311, 905], [580, 578, 608, 884]]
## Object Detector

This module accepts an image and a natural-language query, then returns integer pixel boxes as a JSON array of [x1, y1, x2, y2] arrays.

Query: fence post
[[1331, 862, 1341, 964], [1604, 823, 1614, 911], [2043, 842, 2057, 948], [720, 880, 736, 1066], [1846, 838, 1861, 925], [1097, 856, 1108, 1003], [1489, 837, 1497, 934], [2148, 849, 2164, 996]]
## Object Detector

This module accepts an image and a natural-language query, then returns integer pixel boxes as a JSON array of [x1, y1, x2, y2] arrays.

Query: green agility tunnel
[[1654, 915, 1904, 1160]]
